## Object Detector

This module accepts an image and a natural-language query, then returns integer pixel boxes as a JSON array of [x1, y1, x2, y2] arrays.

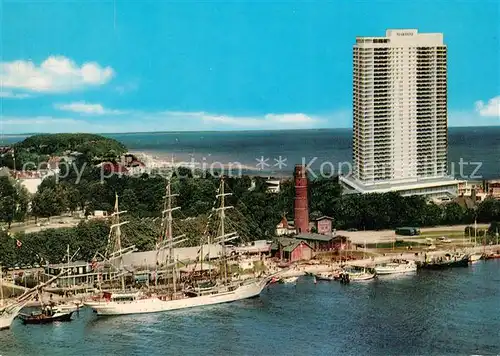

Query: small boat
[[484, 252, 500, 260], [313, 272, 338, 282], [18, 308, 73, 325], [375, 260, 417, 275], [468, 253, 484, 263], [343, 267, 375, 281], [281, 277, 298, 284]]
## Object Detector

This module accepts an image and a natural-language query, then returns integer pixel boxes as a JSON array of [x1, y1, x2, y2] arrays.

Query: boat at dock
[[374, 260, 417, 275], [18, 308, 73, 325], [281, 276, 298, 284], [343, 266, 376, 281], [468, 253, 484, 263], [417, 253, 469, 270], [313, 272, 338, 282]]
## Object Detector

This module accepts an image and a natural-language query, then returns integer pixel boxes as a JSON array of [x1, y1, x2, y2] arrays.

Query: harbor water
[[1, 260, 499, 355]]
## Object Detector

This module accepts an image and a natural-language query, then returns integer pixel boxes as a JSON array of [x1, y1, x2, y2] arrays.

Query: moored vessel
[[468, 252, 483, 263], [417, 253, 469, 269], [375, 260, 417, 275], [18, 307, 73, 325]]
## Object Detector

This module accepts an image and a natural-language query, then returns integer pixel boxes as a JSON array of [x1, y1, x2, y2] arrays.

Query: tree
[[32, 187, 68, 220], [443, 203, 465, 225], [0, 176, 18, 228]]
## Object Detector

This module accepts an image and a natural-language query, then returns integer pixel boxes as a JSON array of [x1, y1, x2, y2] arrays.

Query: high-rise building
[[340, 29, 461, 198]]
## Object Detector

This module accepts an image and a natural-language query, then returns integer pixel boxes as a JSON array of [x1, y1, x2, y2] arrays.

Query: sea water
[[1, 260, 499, 356]]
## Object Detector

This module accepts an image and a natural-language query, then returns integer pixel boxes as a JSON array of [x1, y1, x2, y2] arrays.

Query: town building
[[310, 216, 334, 235], [271, 238, 313, 262], [295, 233, 337, 252], [275, 216, 296, 236], [265, 179, 281, 193], [340, 29, 462, 199], [486, 180, 500, 199]]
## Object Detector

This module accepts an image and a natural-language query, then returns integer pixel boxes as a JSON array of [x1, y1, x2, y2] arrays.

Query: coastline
[[128, 150, 292, 177]]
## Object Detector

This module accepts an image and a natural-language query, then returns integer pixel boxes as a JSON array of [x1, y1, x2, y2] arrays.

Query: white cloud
[[0, 91, 32, 99], [54, 101, 125, 115], [0, 56, 114, 93], [475, 96, 500, 117], [175, 111, 322, 128]]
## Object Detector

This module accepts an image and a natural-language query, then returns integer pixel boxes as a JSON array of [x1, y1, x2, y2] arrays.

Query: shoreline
[[128, 150, 293, 177]]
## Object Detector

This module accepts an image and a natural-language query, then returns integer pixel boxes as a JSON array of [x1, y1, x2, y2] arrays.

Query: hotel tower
[[340, 29, 460, 198]]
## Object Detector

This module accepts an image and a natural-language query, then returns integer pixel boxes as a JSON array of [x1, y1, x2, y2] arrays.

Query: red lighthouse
[[294, 164, 309, 233]]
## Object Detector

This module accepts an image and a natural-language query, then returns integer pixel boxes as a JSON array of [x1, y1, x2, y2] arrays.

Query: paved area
[[337, 224, 490, 244]]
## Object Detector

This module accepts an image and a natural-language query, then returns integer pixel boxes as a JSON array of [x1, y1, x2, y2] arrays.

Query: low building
[[44, 261, 99, 288], [271, 237, 313, 262], [295, 233, 336, 252], [340, 175, 463, 200]]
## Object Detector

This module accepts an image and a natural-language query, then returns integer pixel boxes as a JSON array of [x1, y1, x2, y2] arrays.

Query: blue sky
[[0, 0, 499, 134]]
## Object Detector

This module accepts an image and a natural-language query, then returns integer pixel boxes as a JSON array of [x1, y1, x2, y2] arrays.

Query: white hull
[[85, 279, 267, 316], [0, 303, 24, 330], [282, 277, 298, 284], [469, 253, 483, 263], [349, 273, 375, 281], [375, 262, 417, 275], [54, 302, 81, 313]]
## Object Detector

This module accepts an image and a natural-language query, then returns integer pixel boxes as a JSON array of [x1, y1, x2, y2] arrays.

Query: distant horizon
[[1, 124, 499, 138]]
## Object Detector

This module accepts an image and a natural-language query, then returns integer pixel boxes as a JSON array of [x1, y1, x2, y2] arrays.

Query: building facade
[[341, 29, 459, 199], [312, 216, 334, 235]]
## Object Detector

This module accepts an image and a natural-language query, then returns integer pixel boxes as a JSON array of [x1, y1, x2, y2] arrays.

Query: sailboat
[[1, 267, 70, 330], [85, 178, 272, 316]]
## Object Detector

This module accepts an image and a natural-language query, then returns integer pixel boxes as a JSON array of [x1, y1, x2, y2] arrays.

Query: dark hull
[[418, 258, 469, 270], [19, 312, 73, 325]]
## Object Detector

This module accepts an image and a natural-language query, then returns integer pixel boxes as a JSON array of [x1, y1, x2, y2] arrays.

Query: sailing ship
[[374, 260, 417, 275], [85, 178, 272, 316]]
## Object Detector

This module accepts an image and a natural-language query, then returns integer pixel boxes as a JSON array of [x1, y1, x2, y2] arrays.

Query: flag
[[91, 259, 98, 270], [16, 239, 22, 248]]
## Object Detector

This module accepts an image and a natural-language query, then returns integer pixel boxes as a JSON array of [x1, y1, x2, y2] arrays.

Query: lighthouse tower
[[294, 165, 309, 233]]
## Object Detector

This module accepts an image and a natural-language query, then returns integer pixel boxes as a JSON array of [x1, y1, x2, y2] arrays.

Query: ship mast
[[107, 193, 129, 291], [214, 177, 238, 284], [156, 179, 186, 293]]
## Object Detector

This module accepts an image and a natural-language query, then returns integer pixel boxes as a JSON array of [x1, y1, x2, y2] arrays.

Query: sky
[[0, 0, 499, 134]]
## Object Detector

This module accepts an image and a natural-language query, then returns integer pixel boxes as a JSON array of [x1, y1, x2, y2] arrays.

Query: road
[[337, 224, 490, 244], [7, 216, 81, 234]]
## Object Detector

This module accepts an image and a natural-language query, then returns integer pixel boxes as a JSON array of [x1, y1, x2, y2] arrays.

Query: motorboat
[[375, 260, 417, 275], [313, 271, 340, 282], [18, 307, 73, 325], [343, 267, 375, 281], [281, 276, 298, 284]]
